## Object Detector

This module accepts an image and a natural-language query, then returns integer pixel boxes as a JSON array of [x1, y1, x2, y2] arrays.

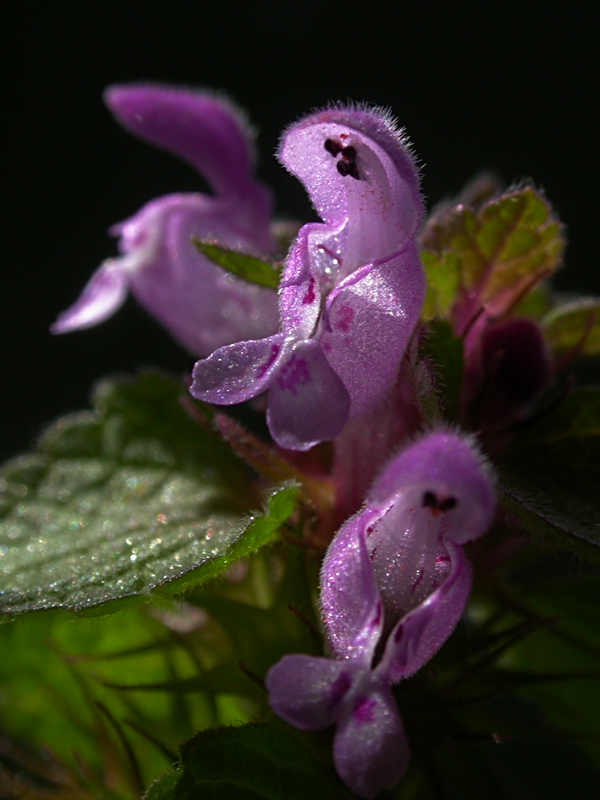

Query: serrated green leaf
[[143, 770, 184, 800], [0, 605, 223, 786], [509, 387, 600, 449], [142, 723, 351, 800], [504, 575, 600, 761], [193, 239, 281, 289], [495, 388, 600, 559], [542, 298, 600, 356], [0, 373, 299, 617], [421, 185, 564, 319], [421, 250, 461, 319], [422, 319, 464, 422], [513, 284, 553, 320], [499, 474, 600, 562]]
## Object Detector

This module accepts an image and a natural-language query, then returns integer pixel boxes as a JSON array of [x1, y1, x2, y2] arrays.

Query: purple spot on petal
[[411, 568, 424, 594], [277, 354, 311, 395], [302, 277, 316, 305], [326, 670, 352, 711], [353, 695, 378, 725], [335, 304, 355, 333], [394, 624, 404, 643], [255, 344, 280, 380]]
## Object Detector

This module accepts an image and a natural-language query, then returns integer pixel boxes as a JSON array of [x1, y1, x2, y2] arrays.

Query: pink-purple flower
[[266, 431, 495, 798], [191, 106, 426, 450], [52, 84, 279, 356]]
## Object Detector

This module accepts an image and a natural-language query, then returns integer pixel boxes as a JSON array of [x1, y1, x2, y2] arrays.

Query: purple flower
[[52, 84, 279, 356], [191, 106, 426, 450], [267, 431, 495, 798]]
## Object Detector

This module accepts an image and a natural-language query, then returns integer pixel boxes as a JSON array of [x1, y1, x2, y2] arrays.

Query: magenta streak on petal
[[371, 600, 382, 629], [302, 277, 317, 305], [302, 283, 316, 307], [411, 568, 425, 595], [326, 671, 353, 712], [353, 695, 378, 725], [255, 343, 280, 379]]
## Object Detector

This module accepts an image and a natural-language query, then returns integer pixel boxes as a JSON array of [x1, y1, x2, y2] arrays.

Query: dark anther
[[439, 497, 457, 511], [327, 139, 361, 179], [422, 491, 437, 507], [324, 138, 342, 156]]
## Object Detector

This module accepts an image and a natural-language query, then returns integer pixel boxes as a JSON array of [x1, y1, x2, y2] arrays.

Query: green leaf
[[0, 605, 224, 786], [193, 239, 282, 289], [421, 250, 461, 319], [142, 723, 351, 800], [542, 298, 600, 356], [496, 388, 600, 559], [0, 373, 299, 617], [421, 185, 564, 319], [422, 319, 464, 422]]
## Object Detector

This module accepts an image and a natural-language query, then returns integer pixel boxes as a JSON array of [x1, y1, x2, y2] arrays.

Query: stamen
[[324, 138, 342, 156], [439, 497, 457, 511], [422, 491, 437, 507]]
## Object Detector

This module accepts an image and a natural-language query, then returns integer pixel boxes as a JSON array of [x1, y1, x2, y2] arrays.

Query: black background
[[3, 0, 598, 462]]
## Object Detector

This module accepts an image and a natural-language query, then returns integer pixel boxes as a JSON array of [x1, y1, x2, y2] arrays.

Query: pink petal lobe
[[320, 512, 384, 664], [266, 339, 350, 451], [191, 333, 289, 405], [378, 543, 472, 682], [321, 243, 425, 417], [104, 84, 267, 210], [334, 679, 409, 799], [266, 655, 359, 730], [51, 261, 128, 333]]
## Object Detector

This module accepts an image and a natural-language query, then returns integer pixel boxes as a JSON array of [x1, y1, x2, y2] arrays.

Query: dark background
[[3, 0, 598, 462]]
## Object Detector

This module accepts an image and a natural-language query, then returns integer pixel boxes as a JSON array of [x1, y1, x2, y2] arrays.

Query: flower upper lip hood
[[191, 105, 426, 451], [266, 431, 496, 798], [52, 83, 279, 356], [279, 104, 425, 279]]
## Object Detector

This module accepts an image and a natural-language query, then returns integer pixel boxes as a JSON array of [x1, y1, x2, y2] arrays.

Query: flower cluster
[[55, 85, 498, 797]]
